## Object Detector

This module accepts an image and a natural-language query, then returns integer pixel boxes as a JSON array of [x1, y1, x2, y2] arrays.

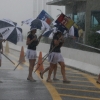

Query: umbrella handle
[[33, 52, 49, 71], [36, 53, 49, 64], [13, 62, 20, 71], [13, 55, 26, 71], [34, 54, 49, 73], [34, 46, 56, 73], [1, 53, 15, 65], [37, 30, 46, 40]]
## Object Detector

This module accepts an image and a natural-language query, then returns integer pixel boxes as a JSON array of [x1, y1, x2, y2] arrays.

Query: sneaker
[[27, 78, 36, 82], [40, 72, 43, 79], [53, 78, 59, 81], [29, 79, 36, 82], [63, 80, 71, 84], [96, 80, 100, 84], [27, 78, 30, 80], [46, 79, 52, 83]]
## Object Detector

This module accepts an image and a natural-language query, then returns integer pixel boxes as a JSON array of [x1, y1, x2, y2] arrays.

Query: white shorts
[[26, 49, 37, 59], [48, 52, 64, 64]]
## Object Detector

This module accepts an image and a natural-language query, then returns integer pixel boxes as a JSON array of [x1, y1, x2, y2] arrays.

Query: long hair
[[27, 31, 31, 36], [53, 31, 62, 39]]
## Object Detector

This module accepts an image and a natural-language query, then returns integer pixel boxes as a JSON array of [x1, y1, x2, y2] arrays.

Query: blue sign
[[37, 10, 53, 25]]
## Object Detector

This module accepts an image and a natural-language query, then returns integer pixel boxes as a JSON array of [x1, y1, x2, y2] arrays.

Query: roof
[[46, 0, 86, 5]]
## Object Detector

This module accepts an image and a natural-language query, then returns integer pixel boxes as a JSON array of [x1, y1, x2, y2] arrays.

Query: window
[[91, 11, 100, 27]]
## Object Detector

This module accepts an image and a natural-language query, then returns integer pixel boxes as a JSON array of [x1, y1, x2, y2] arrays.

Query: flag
[[55, 13, 74, 30], [37, 10, 54, 25], [54, 23, 67, 33]]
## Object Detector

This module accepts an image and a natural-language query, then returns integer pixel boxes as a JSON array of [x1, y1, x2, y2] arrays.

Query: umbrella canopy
[[21, 18, 34, 26], [22, 18, 50, 31], [42, 30, 53, 37], [0, 19, 23, 44], [42, 27, 65, 39]]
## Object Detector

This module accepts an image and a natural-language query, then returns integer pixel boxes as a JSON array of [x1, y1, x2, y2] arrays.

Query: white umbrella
[[0, 19, 23, 44]]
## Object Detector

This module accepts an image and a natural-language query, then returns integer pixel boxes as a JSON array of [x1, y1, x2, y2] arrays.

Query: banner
[[37, 10, 54, 25], [55, 13, 74, 30]]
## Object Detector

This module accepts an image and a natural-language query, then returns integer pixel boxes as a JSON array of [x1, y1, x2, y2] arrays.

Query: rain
[[0, 0, 100, 100]]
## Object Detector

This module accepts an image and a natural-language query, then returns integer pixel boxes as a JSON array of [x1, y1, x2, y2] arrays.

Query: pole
[[2, 53, 15, 65], [13, 55, 26, 71], [34, 46, 56, 73]]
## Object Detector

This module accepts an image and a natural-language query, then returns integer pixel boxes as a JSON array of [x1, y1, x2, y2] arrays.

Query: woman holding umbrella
[[26, 28, 42, 82]]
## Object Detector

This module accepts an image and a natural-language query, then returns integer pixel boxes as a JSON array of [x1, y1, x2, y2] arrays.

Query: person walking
[[40, 64, 59, 80], [46, 31, 70, 83], [26, 28, 42, 82]]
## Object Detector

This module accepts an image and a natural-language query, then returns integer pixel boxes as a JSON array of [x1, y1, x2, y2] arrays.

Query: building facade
[[33, 0, 52, 18], [46, 0, 100, 43]]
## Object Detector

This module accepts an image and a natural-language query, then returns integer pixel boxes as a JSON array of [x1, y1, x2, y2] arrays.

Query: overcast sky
[[0, 0, 65, 37]]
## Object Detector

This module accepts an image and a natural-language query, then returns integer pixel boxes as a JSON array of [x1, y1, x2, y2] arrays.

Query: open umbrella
[[21, 18, 34, 26], [42, 26, 68, 39], [0, 19, 23, 44], [42, 27, 57, 39], [22, 18, 50, 31]]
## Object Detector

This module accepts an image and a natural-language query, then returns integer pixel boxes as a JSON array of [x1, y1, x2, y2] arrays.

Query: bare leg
[[40, 64, 58, 80], [53, 64, 59, 80], [47, 63, 56, 82], [58, 62, 70, 83], [27, 59, 36, 81], [40, 66, 50, 79]]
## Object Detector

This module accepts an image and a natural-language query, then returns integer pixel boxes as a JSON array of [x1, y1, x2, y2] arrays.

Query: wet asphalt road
[[0, 49, 100, 100]]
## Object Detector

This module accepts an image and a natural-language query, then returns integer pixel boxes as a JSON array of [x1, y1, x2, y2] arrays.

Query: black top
[[49, 34, 63, 53], [27, 34, 38, 50]]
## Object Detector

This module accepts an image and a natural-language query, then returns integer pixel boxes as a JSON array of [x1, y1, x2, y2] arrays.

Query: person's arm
[[26, 37, 37, 45], [54, 35, 64, 46], [60, 38, 65, 47], [36, 35, 42, 45]]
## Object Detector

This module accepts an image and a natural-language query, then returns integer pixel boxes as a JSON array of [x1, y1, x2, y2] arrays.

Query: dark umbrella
[[22, 18, 50, 31]]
